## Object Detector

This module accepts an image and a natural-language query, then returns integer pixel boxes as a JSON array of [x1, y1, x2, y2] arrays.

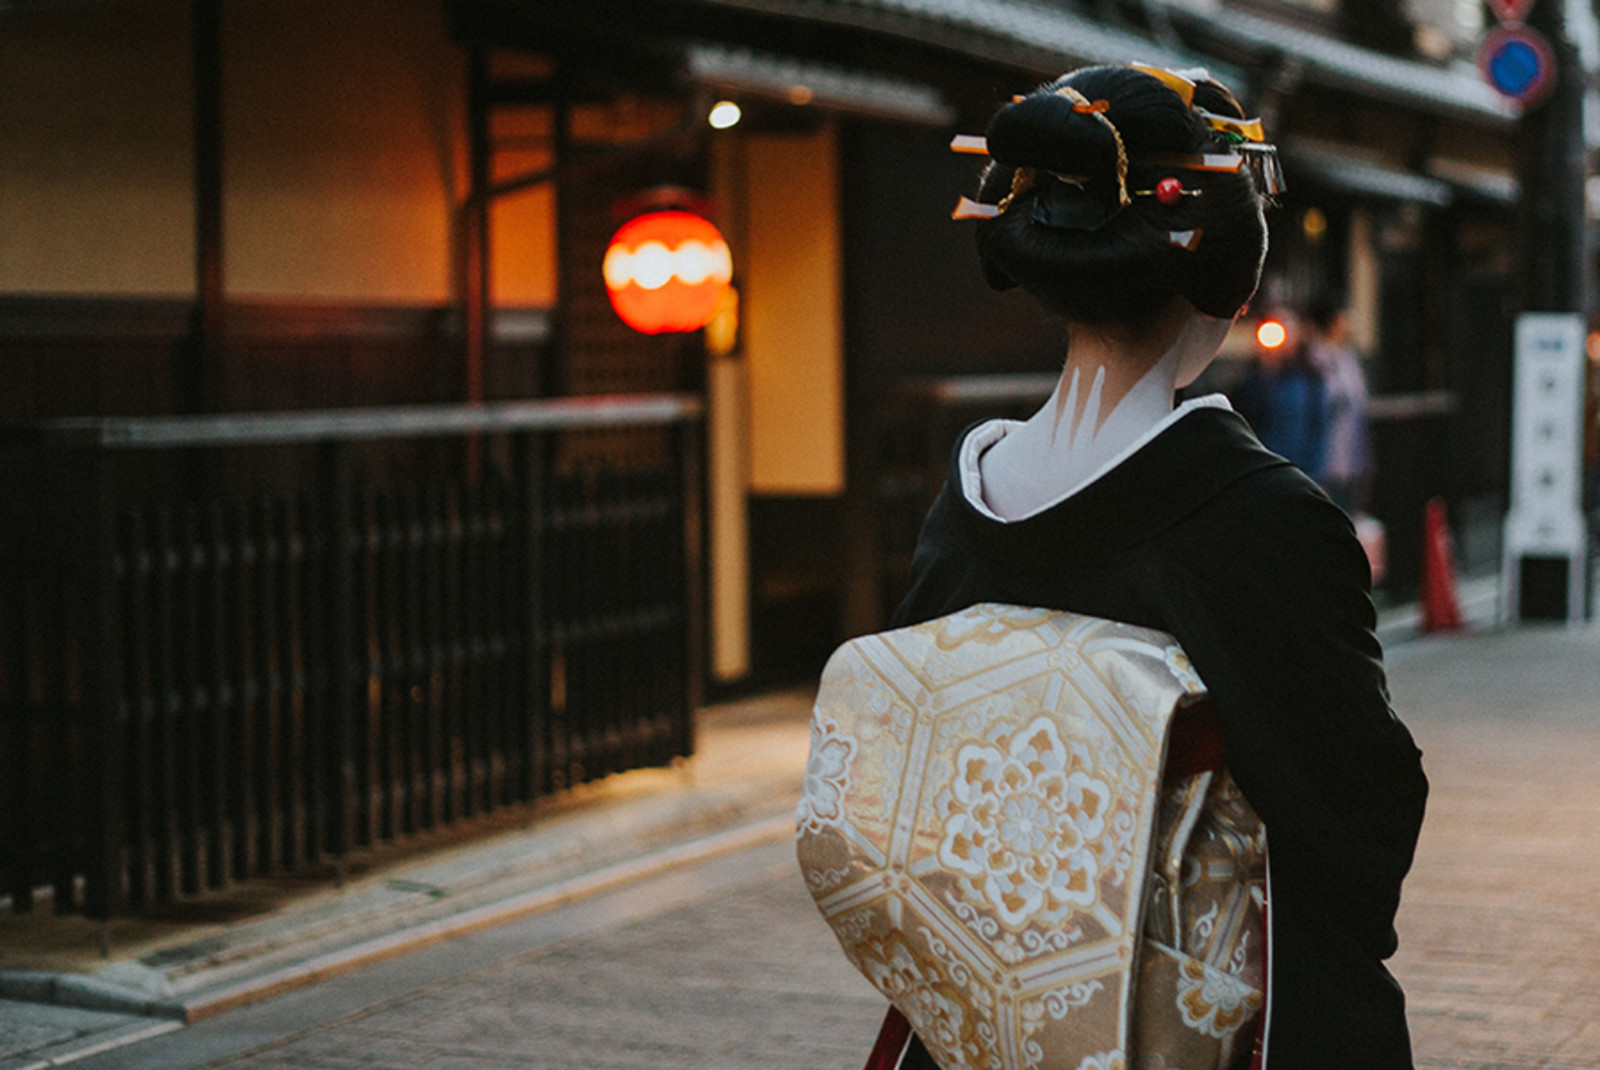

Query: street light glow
[[708, 100, 742, 129], [1257, 320, 1287, 349]]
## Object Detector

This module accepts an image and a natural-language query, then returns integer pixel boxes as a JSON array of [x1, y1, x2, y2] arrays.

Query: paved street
[[1387, 624, 1600, 1069], [24, 621, 1600, 1070]]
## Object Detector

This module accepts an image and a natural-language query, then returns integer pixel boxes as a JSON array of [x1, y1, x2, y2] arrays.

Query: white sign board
[[1503, 313, 1588, 621]]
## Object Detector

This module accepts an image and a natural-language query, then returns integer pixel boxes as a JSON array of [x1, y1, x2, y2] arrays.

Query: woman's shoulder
[[1202, 459, 1371, 592]]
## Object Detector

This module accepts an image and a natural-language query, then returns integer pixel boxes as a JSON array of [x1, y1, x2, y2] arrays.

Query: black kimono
[[890, 404, 1427, 1069]]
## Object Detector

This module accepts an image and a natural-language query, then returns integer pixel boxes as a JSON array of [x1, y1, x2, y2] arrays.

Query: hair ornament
[[1196, 109, 1265, 143], [1054, 85, 1131, 207], [1150, 152, 1245, 173], [947, 64, 1284, 224], [1135, 176, 1200, 205], [996, 165, 1037, 213], [1128, 64, 1197, 106], [1237, 142, 1288, 197], [1168, 228, 1204, 252], [951, 196, 1001, 220], [1130, 64, 1284, 199]]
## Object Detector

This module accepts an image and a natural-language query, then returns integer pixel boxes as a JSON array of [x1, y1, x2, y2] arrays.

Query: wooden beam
[[189, 0, 224, 415]]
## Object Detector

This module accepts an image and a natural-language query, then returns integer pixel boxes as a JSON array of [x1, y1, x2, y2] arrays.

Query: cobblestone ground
[[1386, 624, 1600, 1070], [76, 622, 1599, 1070]]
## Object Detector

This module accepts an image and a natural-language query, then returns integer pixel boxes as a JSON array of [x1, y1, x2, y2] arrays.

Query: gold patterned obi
[[796, 605, 1266, 1070]]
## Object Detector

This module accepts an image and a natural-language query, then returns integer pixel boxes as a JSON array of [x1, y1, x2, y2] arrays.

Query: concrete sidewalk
[[0, 690, 815, 1067], [0, 573, 1521, 1069]]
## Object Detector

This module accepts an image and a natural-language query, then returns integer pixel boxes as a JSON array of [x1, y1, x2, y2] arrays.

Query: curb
[[180, 812, 793, 1022], [0, 974, 183, 1022], [0, 813, 794, 1026], [0, 1018, 185, 1070]]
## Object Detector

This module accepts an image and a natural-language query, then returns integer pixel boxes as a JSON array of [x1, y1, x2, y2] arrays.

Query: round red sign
[[602, 211, 733, 335]]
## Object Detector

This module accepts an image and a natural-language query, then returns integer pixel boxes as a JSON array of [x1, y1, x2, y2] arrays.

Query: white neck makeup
[[979, 347, 1184, 520]]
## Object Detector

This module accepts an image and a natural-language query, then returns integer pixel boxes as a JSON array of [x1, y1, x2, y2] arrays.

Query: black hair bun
[[973, 66, 1268, 325]]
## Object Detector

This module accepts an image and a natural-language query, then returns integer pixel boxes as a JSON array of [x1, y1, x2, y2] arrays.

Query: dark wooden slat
[[258, 498, 286, 875], [358, 491, 382, 849], [121, 511, 156, 909], [513, 433, 546, 801], [177, 504, 205, 897], [41, 548, 77, 913], [317, 443, 358, 860], [461, 483, 485, 817], [283, 498, 310, 870], [231, 498, 259, 880], [1, 541, 40, 911], [479, 478, 507, 808], [152, 508, 181, 904], [1, 536, 30, 910], [424, 487, 447, 829], [442, 485, 465, 824], [300, 491, 327, 864], [81, 452, 126, 918], [203, 501, 233, 890], [401, 487, 428, 834], [376, 492, 407, 841], [676, 419, 704, 761]]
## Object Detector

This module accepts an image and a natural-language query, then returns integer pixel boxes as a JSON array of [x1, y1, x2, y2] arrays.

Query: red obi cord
[[1163, 698, 1227, 781], [863, 1007, 912, 1070]]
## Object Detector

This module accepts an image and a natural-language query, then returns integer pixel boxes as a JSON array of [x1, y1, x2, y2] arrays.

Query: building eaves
[[684, 43, 955, 125], [1285, 140, 1454, 207], [1163, 6, 1518, 126], [689, 0, 1238, 84], [1425, 157, 1520, 205]]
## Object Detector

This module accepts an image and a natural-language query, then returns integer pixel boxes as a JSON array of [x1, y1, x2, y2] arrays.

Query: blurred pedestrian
[[1306, 298, 1372, 515], [1230, 310, 1328, 477]]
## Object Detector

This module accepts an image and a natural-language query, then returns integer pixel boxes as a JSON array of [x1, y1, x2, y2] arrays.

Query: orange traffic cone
[[1419, 497, 1463, 633]]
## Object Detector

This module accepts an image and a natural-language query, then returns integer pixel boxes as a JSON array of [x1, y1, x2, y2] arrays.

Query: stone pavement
[[1386, 623, 1600, 1069]]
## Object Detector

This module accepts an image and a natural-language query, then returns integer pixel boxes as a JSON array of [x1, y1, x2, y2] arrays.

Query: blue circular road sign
[[1479, 24, 1556, 106]]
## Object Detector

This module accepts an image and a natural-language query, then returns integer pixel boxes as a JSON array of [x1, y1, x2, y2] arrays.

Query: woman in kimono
[[887, 66, 1428, 1069]]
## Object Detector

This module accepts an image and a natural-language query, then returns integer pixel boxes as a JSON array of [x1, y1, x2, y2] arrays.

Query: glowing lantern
[[602, 210, 733, 334]]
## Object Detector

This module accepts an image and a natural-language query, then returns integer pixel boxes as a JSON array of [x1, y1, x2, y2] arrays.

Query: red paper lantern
[[602, 210, 732, 334]]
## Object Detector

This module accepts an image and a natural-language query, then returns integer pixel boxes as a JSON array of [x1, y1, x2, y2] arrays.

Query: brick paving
[[39, 621, 1600, 1069], [1386, 624, 1600, 1070]]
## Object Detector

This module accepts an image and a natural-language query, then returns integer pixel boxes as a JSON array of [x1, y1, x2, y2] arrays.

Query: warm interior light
[[1257, 320, 1287, 349], [708, 100, 742, 129], [1302, 207, 1327, 243]]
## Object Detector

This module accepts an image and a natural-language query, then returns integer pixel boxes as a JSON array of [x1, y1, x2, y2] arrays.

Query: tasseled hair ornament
[[948, 64, 1286, 232]]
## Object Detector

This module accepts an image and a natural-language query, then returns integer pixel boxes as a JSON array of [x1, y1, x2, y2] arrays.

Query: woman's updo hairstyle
[[974, 66, 1268, 326]]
